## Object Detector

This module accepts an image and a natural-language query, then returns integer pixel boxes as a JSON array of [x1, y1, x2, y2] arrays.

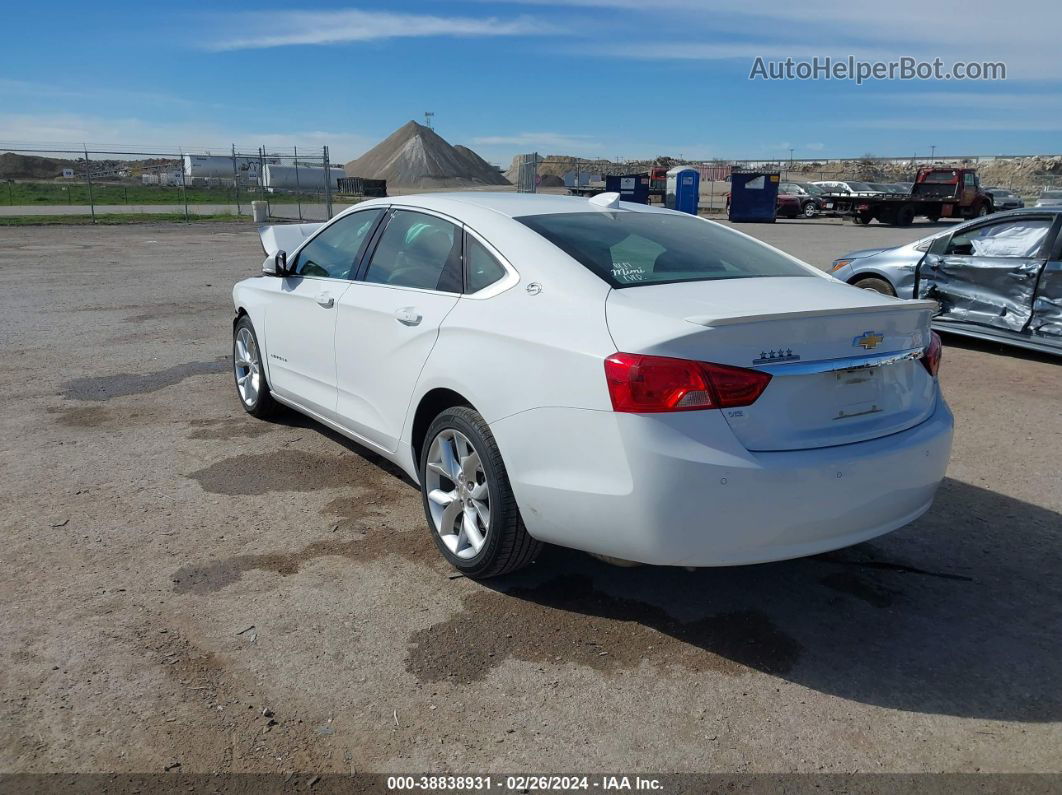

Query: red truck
[[821, 167, 994, 226]]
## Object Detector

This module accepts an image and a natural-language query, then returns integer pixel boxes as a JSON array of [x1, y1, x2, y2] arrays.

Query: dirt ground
[[1, 217, 1059, 778]]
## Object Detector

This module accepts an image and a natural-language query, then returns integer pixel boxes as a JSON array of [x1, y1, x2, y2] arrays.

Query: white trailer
[[183, 154, 280, 183], [262, 164, 344, 192]]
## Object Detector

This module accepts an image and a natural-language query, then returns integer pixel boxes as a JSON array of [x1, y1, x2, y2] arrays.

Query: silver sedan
[[829, 208, 1062, 356]]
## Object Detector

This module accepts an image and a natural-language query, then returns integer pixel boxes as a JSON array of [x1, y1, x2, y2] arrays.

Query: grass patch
[[0, 181, 324, 206], [0, 213, 251, 226]]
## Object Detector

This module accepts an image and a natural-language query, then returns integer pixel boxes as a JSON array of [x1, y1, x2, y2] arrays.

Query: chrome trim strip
[[755, 346, 924, 376]]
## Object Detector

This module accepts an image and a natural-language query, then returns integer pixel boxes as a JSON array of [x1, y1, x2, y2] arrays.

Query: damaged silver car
[[829, 209, 1062, 356]]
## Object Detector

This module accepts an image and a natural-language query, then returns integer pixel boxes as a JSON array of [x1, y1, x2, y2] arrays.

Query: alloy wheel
[[233, 327, 261, 407], [424, 429, 490, 559]]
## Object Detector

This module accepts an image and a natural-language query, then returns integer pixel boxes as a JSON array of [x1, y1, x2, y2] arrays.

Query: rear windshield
[[516, 211, 814, 288]]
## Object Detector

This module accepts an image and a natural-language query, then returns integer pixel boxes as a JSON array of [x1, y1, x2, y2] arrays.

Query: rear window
[[923, 170, 958, 183], [516, 211, 814, 288]]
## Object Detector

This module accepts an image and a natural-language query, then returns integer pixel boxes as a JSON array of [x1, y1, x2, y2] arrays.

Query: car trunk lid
[[605, 276, 938, 451]]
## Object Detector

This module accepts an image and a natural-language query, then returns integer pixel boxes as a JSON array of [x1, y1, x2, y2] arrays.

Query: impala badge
[[853, 331, 884, 350]]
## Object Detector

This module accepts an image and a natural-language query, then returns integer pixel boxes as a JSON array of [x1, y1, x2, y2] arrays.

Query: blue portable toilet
[[729, 170, 780, 223], [666, 166, 700, 214], [604, 173, 650, 204]]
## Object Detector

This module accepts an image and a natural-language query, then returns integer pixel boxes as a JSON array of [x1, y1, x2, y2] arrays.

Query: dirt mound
[[0, 152, 76, 179], [344, 121, 508, 188]]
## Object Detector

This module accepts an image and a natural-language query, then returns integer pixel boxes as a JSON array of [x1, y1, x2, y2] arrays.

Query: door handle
[[315, 293, 335, 308], [395, 307, 422, 326]]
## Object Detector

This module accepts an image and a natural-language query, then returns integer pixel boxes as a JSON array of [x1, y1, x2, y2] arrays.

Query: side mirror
[[262, 249, 289, 276]]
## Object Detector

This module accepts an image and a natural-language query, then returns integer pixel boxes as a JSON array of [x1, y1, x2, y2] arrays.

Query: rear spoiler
[[685, 300, 937, 328], [259, 223, 323, 257]]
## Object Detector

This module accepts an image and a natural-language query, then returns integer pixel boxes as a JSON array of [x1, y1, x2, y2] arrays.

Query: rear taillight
[[921, 331, 942, 377], [604, 353, 772, 413]]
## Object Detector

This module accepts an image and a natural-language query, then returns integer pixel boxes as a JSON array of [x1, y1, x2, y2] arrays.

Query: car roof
[[352, 191, 673, 219], [983, 207, 1060, 218]]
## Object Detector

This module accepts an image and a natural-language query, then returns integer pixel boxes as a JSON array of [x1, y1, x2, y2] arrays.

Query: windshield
[[516, 211, 814, 288], [846, 182, 873, 191], [1041, 191, 1062, 200]]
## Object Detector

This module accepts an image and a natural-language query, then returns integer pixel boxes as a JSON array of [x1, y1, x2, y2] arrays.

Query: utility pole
[[84, 145, 96, 224], [930, 145, 936, 161], [232, 144, 241, 217], [322, 145, 333, 219], [424, 111, 435, 129]]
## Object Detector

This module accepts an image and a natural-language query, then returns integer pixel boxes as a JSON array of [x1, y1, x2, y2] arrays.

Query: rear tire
[[233, 315, 280, 419], [852, 213, 872, 225], [853, 277, 896, 297], [802, 201, 817, 218], [420, 407, 541, 578]]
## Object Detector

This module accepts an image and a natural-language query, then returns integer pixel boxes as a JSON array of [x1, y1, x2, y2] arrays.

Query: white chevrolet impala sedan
[[232, 192, 953, 577]]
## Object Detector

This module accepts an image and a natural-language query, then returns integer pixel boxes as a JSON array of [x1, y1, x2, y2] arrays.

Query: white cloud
[[0, 79, 201, 109], [576, 41, 897, 62], [204, 9, 557, 51], [514, 0, 1061, 78]]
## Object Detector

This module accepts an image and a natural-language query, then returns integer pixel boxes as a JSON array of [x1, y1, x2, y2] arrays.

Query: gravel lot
[[1, 216, 1059, 777]]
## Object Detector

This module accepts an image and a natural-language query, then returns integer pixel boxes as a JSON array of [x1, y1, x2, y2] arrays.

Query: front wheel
[[233, 315, 280, 419], [420, 407, 541, 578], [853, 276, 896, 296]]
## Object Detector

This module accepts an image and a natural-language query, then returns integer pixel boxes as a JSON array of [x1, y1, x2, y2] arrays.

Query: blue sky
[[1, 0, 1059, 165]]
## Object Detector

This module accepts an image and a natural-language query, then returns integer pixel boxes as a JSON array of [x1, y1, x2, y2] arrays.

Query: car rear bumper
[[491, 396, 953, 566]]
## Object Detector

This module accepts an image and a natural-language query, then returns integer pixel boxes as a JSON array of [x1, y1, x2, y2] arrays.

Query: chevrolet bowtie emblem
[[853, 330, 884, 350]]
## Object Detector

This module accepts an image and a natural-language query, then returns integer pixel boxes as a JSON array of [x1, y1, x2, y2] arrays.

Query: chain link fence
[[3, 143, 1060, 223], [0, 144, 374, 224]]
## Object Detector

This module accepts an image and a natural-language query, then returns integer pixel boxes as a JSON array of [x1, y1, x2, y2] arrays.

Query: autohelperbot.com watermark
[[749, 56, 1006, 85]]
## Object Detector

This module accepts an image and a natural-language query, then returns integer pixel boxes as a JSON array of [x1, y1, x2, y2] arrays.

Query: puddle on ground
[[60, 359, 227, 401], [187, 449, 377, 495], [185, 417, 276, 440], [171, 523, 433, 595], [405, 574, 803, 682]]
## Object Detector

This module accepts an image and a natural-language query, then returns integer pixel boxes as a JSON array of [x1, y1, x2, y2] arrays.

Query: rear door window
[[362, 210, 463, 292]]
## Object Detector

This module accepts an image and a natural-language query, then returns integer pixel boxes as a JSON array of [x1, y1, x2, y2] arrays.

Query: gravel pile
[[344, 121, 508, 188]]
